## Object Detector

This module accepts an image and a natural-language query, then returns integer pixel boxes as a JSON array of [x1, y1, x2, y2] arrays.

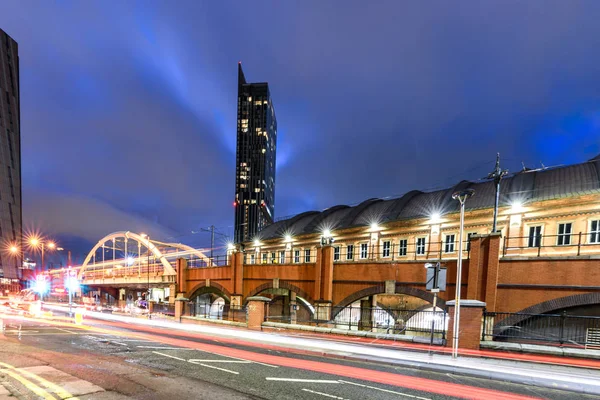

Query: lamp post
[[28, 237, 59, 274], [485, 153, 508, 233], [140, 233, 151, 316], [451, 188, 475, 359]]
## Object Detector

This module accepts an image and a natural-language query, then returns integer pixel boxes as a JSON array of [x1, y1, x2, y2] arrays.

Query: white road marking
[[301, 388, 349, 399], [111, 341, 128, 346], [55, 328, 79, 334], [194, 348, 278, 368], [339, 380, 431, 399], [188, 360, 239, 374], [266, 378, 340, 383], [187, 359, 251, 364], [112, 339, 152, 342], [153, 351, 186, 361], [136, 346, 183, 350]]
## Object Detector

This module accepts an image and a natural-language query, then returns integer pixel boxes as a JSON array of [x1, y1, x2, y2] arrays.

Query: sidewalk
[[84, 311, 600, 396]]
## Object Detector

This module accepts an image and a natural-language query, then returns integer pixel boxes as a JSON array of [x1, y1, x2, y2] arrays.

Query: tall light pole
[[140, 233, 151, 308], [486, 153, 508, 233], [451, 188, 475, 359]]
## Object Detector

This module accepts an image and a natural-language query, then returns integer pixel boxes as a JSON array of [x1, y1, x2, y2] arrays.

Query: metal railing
[[267, 305, 447, 340], [244, 252, 318, 265], [482, 309, 600, 347], [186, 302, 246, 323], [332, 242, 471, 263], [187, 254, 229, 268], [502, 232, 600, 257], [151, 303, 175, 316]]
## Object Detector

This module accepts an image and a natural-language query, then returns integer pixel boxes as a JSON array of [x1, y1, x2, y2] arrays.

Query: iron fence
[[482, 309, 600, 348], [244, 251, 318, 265], [267, 305, 447, 339], [186, 302, 246, 323], [331, 242, 471, 263], [151, 303, 175, 316], [502, 232, 600, 258], [187, 254, 229, 268]]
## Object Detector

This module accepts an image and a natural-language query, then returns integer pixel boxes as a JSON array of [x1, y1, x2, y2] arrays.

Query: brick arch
[[493, 293, 600, 333], [333, 284, 446, 319], [245, 281, 315, 306], [187, 282, 232, 304]]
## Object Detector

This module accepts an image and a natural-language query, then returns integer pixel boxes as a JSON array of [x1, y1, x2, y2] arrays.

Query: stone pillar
[[289, 292, 297, 324], [176, 258, 188, 296], [174, 297, 188, 322], [232, 251, 244, 296], [359, 295, 376, 331], [246, 296, 271, 330], [314, 302, 332, 322], [168, 284, 177, 304], [466, 235, 483, 300], [484, 233, 502, 312], [148, 301, 154, 313], [320, 246, 334, 302], [446, 299, 486, 351]]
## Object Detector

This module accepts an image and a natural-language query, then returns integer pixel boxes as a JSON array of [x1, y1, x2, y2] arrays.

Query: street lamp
[[140, 233, 151, 315], [451, 188, 475, 359], [28, 237, 60, 274]]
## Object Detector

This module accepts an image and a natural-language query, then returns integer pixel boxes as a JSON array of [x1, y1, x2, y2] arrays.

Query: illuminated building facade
[[234, 63, 277, 243], [0, 28, 22, 282]]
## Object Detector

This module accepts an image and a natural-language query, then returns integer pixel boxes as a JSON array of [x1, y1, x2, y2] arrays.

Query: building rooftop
[[256, 155, 600, 242]]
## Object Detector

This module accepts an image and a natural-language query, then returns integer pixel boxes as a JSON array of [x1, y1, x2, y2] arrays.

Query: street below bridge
[[1, 312, 599, 400]]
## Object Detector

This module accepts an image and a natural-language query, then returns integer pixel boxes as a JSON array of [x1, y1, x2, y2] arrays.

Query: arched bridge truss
[[78, 231, 212, 281]]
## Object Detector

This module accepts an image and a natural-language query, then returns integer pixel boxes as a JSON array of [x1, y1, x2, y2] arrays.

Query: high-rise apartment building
[[234, 63, 277, 243], [0, 28, 22, 281]]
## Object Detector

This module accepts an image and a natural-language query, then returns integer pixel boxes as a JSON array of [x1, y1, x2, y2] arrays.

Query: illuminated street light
[[451, 188, 475, 359], [253, 239, 260, 247], [510, 201, 524, 214], [10, 245, 18, 254], [28, 236, 61, 274], [370, 222, 379, 231], [284, 234, 292, 243], [430, 213, 441, 224], [322, 229, 332, 238]]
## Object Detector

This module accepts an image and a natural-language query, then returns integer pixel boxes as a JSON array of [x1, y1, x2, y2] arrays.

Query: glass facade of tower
[[234, 63, 277, 243], [0, 29, 22, 279]]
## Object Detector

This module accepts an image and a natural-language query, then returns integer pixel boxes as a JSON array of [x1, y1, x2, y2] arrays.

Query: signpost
[[425, 262, 446, 351]]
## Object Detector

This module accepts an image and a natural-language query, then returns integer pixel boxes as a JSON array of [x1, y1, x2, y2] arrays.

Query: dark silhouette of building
[[0, 28, 22, 281], [234, 63, 277, 243]]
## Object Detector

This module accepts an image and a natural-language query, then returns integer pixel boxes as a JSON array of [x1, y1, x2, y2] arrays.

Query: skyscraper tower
[[234, 63, 277, 243], [0, 28, 22, 280]]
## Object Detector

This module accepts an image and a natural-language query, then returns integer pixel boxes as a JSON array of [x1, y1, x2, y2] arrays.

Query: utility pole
[[485, 153, 508, 233]]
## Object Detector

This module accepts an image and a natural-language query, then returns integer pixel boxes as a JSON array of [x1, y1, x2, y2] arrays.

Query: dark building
[[234, 63, 277, 243], [0, 28, 22, 281]]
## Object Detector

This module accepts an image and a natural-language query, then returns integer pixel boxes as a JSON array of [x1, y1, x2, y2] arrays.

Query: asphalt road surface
[[0, 315, 597, 400]]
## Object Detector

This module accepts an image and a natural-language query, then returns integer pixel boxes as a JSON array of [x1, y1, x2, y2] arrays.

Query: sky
[[2, 1, 600, 263]]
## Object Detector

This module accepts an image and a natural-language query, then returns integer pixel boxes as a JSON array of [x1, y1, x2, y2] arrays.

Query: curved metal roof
[[254, 156, 600, 242]]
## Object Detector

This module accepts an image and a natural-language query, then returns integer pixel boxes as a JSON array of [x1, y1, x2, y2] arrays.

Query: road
[[0, 313, 597, 400]]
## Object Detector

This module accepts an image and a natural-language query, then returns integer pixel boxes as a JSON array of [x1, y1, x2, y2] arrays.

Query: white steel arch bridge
[[75, 231, 216, 287]]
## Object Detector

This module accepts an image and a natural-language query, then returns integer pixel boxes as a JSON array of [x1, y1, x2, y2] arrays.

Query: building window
[[250, 254, 255, 264], [398, 239, 407, 256], [346, 245, 354, 260], [270, 252, 276, 263], [360, 243, 368, 259], [333, 246, 340, 261], [466, 232, 477, 251], [294, 250, 300, 263], [590, 220, 600, 244], [528, 226, 542, 248], [444, 234, 455, 253], [262, 253, 268, 264], [416, 237, 426, 255], [304, 249, 311, 263], [279, 251, 286, 264], [557, 223, 572, 246], [382, 241, 391, 258]]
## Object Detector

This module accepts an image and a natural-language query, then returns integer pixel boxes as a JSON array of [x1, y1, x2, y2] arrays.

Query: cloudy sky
[[2, 1, 600, 262]]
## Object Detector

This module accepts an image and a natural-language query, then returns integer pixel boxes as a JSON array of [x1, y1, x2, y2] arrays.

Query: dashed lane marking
[[301, 388, 350, 399], [266, 378, 339, 383], [188, 360, 239, 374], [339, 380, 431, 399], [152, 351, 186, 361]]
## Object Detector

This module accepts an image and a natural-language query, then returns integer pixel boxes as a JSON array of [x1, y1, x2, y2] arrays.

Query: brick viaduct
[[176, 233, 600, 318]]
